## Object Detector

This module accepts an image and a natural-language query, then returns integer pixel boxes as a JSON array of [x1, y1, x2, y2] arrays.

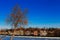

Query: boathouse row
[[0, 28, 60, 37]]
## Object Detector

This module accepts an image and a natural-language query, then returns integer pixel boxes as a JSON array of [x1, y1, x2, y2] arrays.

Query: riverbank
[[0, 35, 60, 39], [0, 35, 60, 40], [8, 36, 60, 39]]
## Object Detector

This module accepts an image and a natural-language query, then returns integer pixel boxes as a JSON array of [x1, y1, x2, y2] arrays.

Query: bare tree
[[6, 5, 28, 40]]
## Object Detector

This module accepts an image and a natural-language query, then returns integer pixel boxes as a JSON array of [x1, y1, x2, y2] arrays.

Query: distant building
[[25, 29, 31, 36], [33, 28, 39, 36], [33, 30, 38, 36], [40, 30, 47, 36], [19, 27, 25, 35], [0, 28, 60, 37]]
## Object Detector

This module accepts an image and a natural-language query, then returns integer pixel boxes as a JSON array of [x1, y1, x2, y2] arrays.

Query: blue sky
[[0, 0, 60, 29]]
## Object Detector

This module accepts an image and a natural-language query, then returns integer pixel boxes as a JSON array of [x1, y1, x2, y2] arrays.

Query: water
[[0, 35, 60, 40]]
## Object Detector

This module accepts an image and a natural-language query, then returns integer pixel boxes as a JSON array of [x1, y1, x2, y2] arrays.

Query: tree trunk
[[10, 28, 16, 40], [0, 38, 2, 40], [10, 34, 14, 40]]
